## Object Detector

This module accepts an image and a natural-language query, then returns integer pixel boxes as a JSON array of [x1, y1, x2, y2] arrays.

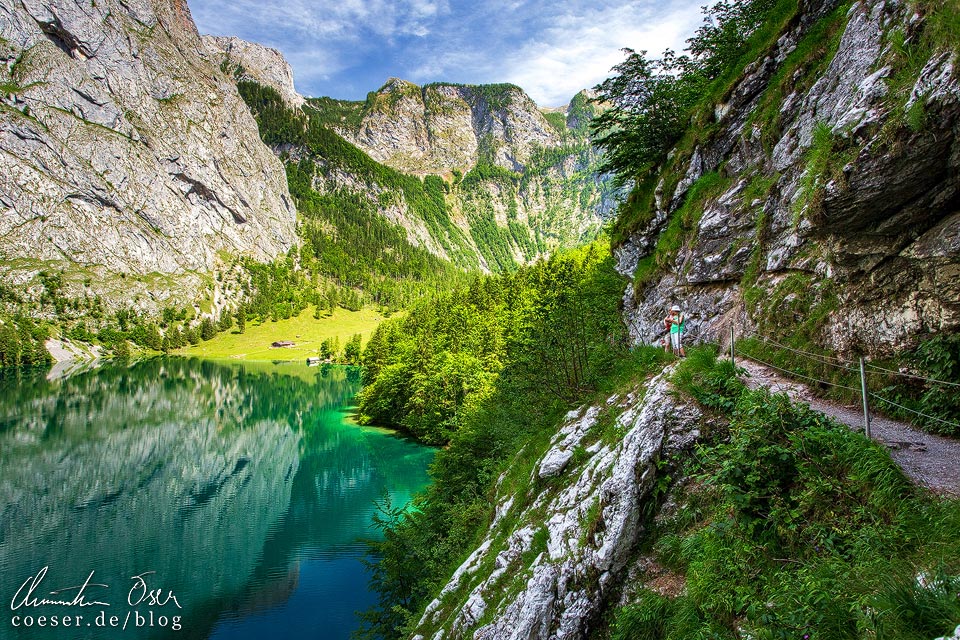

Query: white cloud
[[398, 0, 705, 105], [188, 0, 706, 103], [500, 1, 705, 105]]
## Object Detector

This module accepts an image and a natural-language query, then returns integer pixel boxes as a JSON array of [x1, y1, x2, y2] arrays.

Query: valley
[[1, 0, 959, 639]]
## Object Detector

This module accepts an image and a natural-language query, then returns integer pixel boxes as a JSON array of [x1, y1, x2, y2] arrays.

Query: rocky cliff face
[[410, 368, 708, 640], [202, 35, 305, 109], [616, 0, 959, 357], [0, 0, 297, 308], [333, 79, 559, 176]]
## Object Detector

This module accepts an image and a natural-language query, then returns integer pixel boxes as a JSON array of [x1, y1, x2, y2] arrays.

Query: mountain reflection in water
[[0, 358, 434, 639]]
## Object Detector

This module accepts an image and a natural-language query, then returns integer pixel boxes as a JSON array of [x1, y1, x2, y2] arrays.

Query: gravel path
[[737, 358, 960, 497]]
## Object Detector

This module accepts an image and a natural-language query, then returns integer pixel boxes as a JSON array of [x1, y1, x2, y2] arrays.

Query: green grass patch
[[793, 121, 837, 225], [176, 306, 391, 361], [792, 120, 858, 227], [305, 95, 368, 130], [631, 171, 731, 291], [542, 110, 568, 134]]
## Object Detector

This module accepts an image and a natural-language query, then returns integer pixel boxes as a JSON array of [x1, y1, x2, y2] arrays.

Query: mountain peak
[[380, 77, 419, 92], [202, 35, 305, 109]]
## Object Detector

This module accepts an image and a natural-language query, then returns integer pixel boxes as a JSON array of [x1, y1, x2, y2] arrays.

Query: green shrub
[[616, 349, 960, 640]]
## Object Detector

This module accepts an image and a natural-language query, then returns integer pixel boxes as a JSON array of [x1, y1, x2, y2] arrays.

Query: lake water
[[0, 358, 434, 639]]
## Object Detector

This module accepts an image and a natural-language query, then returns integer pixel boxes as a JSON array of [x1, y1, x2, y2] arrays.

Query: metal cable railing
[[865, 361, 960, 389], [737, 349, 861, 393], [730, 329, 960, 437], [869, 392, 960, 431], [749, 335, 860, 372]]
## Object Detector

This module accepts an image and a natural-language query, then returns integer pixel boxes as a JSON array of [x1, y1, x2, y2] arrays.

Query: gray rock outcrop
[[411, 369, 705, 639], [338, 79, 560, 176], [0, 0, 297, 306], [617, 0, 960, 357], [201, 35, 305, 109]]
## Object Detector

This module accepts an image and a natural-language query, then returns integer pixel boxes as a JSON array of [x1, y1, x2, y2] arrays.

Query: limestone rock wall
[[202, 35, 305, 109], [339, 79, 561, 177], [0, 0, 297, 305], [411, 369, 706, 640], [616, 0, 960, 357]]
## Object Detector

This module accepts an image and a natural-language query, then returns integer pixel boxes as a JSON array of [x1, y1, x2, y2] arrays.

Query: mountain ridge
[[0, 0, 614, 364]]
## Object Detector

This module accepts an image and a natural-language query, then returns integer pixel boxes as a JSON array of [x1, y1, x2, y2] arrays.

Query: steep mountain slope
[[613, 0, 959, 358], [324, 78, 559, 176], [202, 35, 304, 109], [305, 81, 614, 271], [0, 0, 297, 306]]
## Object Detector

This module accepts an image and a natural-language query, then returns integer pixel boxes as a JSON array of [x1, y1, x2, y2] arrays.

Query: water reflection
[[0, 358, 433, 639]]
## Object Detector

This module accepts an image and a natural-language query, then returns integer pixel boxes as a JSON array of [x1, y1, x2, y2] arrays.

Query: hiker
[[663, 305, 686, 357]]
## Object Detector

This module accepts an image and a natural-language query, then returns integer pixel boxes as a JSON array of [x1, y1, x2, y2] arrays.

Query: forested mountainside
[[0, 0, 613, 366], [356, 0, 960, 639], [242, 77, 613, 273]]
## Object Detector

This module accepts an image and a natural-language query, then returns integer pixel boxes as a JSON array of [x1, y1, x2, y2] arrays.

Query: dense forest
[[355, 242, 655, 637]]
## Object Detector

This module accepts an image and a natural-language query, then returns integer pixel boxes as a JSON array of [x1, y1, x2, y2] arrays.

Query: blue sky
[[188, 0, 705, 107]]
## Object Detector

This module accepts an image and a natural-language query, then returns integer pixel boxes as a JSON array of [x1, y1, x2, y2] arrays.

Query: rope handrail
[[868, 392, 960, 431], [747, 336, 860, 373], [736, 349, 861, 393], [733, 331, 960, 436], [865, 362, 960, 389]]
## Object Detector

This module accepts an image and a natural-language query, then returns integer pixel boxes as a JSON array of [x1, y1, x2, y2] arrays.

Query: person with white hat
[[663, 304, 686, 357]]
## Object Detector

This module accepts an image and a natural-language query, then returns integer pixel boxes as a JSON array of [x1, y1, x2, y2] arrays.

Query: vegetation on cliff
[[608, 348, 960, 640], [594, 0, 960, 436], [0, 312, 51, 368], [239, 80, 476, 277], [593, 0, 791, 189], [356, 243, 641, 636]]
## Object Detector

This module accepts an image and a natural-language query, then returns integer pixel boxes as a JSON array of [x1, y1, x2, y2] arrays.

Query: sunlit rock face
[[0, 0, 297, 306], [410, 368, 708, 640], [337, 79, 559, 177], [616, 0, 960, 357], [201, 35, 305, 109]]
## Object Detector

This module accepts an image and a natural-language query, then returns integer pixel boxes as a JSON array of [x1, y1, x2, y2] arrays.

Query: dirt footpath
[[738, 358, 960, 498]]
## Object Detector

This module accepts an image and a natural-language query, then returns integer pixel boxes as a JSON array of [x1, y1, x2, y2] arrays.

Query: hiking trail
[[737, 358, 960, 497]]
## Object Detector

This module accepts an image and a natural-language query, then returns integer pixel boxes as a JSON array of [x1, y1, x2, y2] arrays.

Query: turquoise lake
[[0, 358, 435, 639]]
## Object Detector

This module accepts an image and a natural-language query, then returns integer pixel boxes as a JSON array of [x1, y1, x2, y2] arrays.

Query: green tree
[[200, 318, 217, 341], [344, 334, 362, 365], [235, 308, 246, 334], [319, 337, 338, 360], [592, 49, 700, 182]]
